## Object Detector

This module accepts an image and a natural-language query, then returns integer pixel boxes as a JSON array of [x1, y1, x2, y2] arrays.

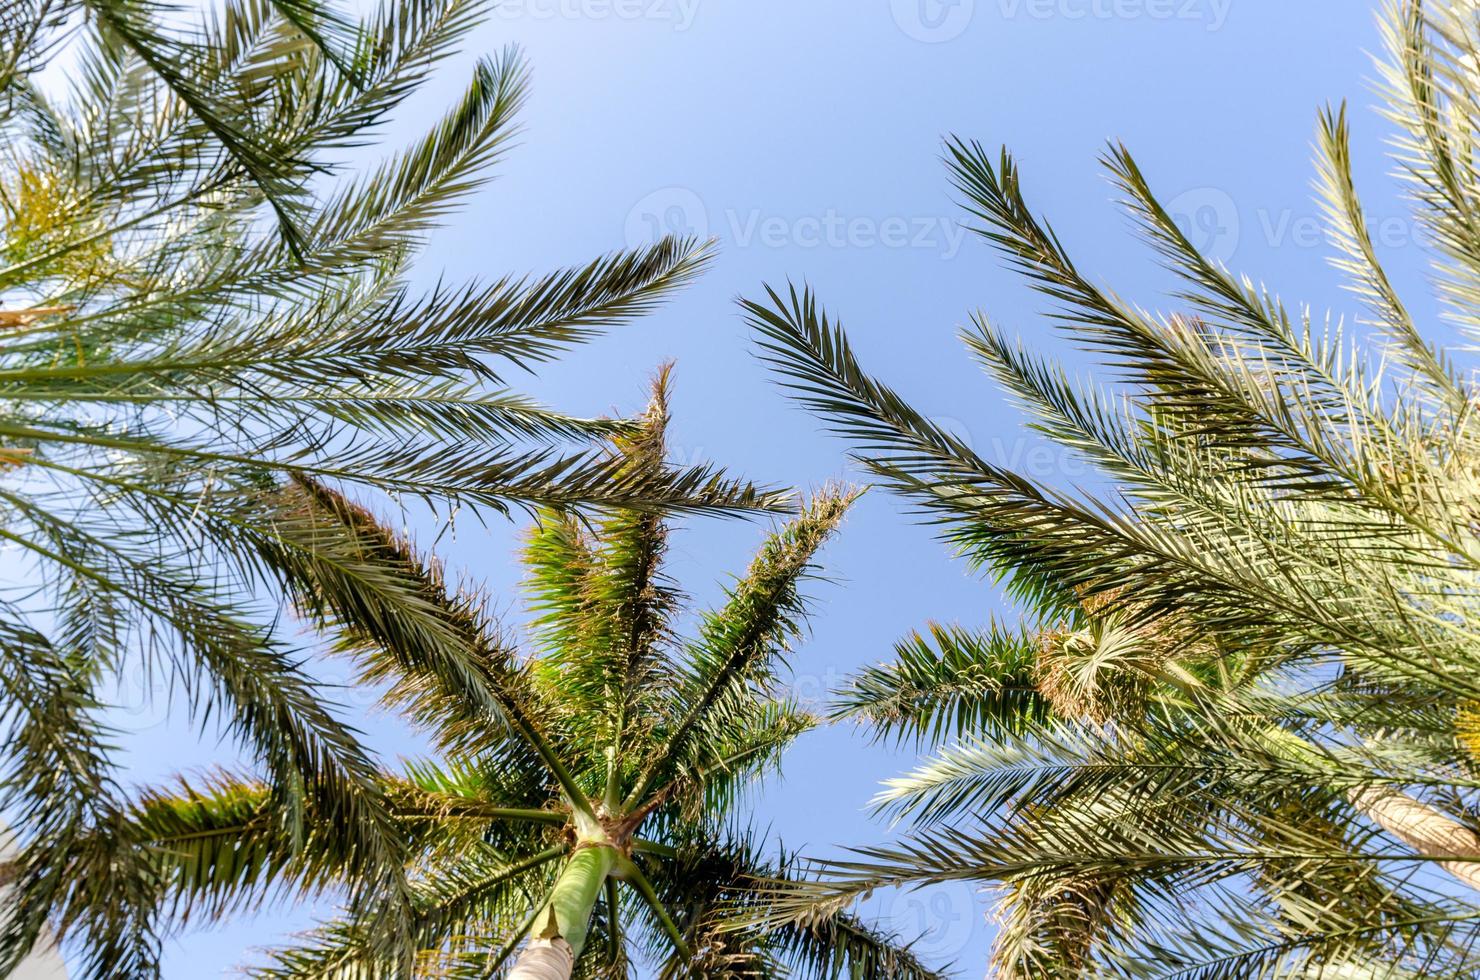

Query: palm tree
[[739, 0, 1480, 974], [57, 370, 943, 979], [0, 2, 777, 973]]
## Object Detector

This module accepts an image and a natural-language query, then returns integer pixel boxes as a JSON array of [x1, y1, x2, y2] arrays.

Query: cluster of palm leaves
[[62, 371, 937, 979], [739, 0, 1480, 975], [0, 0, 797, 974]]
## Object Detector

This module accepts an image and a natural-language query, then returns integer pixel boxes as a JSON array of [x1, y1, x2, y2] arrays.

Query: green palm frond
[[264, 474, 592, 825], [0, 613, 154, 975], [264, 475, 549, 752], [626, 485, 859, 809], [831, 620, 1051, 748], [525, 367, 685, 770], [649, 829, 946, 980], [1377, 0, 1480, 346]]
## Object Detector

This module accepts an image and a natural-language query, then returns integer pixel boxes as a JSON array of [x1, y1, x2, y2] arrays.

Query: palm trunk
[[1262, 726, 1480, 891], [508, 846, 616, 980], [1349, 787, 1480, 891], [507, 939, 575, 980]]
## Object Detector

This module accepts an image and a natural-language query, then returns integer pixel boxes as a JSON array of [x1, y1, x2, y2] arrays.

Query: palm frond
[[628, 487, 858, 807], [832, 620, 1051, 748], [648, 831, 947, 980]]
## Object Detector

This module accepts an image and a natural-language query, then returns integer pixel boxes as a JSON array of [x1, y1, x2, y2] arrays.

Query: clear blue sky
[[92, 1, 1438, 974]]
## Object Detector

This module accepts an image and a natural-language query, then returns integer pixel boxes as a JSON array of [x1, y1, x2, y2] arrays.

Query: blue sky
[[87, 0, 1444, 974]]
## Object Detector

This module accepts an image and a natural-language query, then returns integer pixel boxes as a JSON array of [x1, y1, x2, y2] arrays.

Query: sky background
[[69, 0, 1452, 975]]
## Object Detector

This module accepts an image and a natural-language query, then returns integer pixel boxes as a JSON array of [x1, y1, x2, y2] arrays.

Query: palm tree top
[[736, 1, 1480, 973], [75, 369, 942, 978], [287, 366, 851, 829], [0, 4, 783, 971]]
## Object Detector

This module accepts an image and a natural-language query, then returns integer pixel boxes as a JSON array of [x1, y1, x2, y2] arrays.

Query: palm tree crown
[[63, 370, 941, 979], [0, 1, 779, 973], [740, 0, 1480, 975]]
